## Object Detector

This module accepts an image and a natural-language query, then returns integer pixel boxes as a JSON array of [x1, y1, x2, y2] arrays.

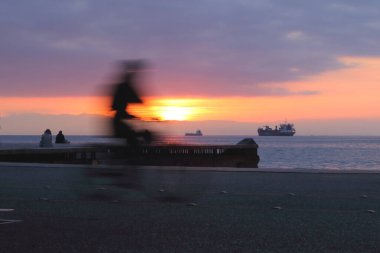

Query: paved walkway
[[1, 163, 380, 252]]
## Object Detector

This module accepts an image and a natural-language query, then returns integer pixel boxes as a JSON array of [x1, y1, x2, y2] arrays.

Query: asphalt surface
[[1, 163, 380, 253]]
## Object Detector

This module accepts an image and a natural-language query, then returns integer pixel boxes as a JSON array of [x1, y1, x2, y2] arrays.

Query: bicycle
[[78, 128, 210, 203]]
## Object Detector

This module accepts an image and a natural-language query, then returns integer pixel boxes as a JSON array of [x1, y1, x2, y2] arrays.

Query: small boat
[[185, 130, 203, 136], [258, 123, 296, 136]]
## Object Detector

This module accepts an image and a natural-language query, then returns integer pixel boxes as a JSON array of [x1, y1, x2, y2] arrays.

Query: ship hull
[[185, 133, 202, 136], [185, 130, 203, 136], [258, 131, 295, 136]]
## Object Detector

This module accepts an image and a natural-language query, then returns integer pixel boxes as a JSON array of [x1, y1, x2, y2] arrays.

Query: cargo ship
[[185, 130, 203, 136], [257, 123, 296, 136]]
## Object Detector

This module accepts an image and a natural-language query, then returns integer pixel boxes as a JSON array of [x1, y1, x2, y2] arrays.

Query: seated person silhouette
[[55, 130, 69, 144], [40, 129, 53, 147]]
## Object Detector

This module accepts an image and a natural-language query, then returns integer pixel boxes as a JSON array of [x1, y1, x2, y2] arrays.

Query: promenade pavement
[[1, 163, 380, 253]]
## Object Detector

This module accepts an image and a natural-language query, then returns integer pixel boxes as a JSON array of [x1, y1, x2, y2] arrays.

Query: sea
[[1, 135, 380, 171]]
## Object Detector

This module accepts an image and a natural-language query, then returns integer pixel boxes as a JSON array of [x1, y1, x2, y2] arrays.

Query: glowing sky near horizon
[[1, 56, 380, 123], [1, 1, 380, 134]]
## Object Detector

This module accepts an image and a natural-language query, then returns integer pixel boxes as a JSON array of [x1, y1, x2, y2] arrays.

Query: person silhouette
[[55, 130, 69, 144], [39, 129, 53, 147], [109, 60, 149, 188], [111, 60, 146, 148]]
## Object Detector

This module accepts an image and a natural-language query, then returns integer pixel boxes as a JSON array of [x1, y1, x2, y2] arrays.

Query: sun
[[159, 106, 192, 121], [131, 98, 203, 121]]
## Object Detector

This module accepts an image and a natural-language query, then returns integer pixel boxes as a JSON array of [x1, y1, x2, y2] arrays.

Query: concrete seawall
[[0, 143, 260, 168]]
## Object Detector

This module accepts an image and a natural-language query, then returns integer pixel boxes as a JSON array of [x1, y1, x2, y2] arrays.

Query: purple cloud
[[1, 0, 380, 97]]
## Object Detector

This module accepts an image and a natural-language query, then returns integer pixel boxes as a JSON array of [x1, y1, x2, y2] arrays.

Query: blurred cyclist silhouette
[[84, 60, 209, 200], [107, 60, 153, 189], [111, 60, 153, 149]]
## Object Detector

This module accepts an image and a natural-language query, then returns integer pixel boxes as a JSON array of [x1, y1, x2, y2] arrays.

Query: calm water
[[1, 135, 380, 171]]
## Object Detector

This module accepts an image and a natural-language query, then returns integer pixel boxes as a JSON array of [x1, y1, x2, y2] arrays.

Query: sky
[[1, 0, 380, 135]]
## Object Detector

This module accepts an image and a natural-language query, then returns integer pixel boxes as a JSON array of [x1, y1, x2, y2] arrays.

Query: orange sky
[[1, 56, 380, 133]]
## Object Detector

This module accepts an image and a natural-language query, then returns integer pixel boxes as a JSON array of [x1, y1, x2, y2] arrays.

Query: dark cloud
[[1, 0, 380, 97]]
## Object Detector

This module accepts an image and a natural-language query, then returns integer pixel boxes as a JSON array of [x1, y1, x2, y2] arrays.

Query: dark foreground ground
[[1, 163, 380, 253]]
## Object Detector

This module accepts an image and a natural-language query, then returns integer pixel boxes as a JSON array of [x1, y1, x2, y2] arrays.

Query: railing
[[123, 144, 259, 168], [0, 144, 260, 168], [0, 147, 96, 164]]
